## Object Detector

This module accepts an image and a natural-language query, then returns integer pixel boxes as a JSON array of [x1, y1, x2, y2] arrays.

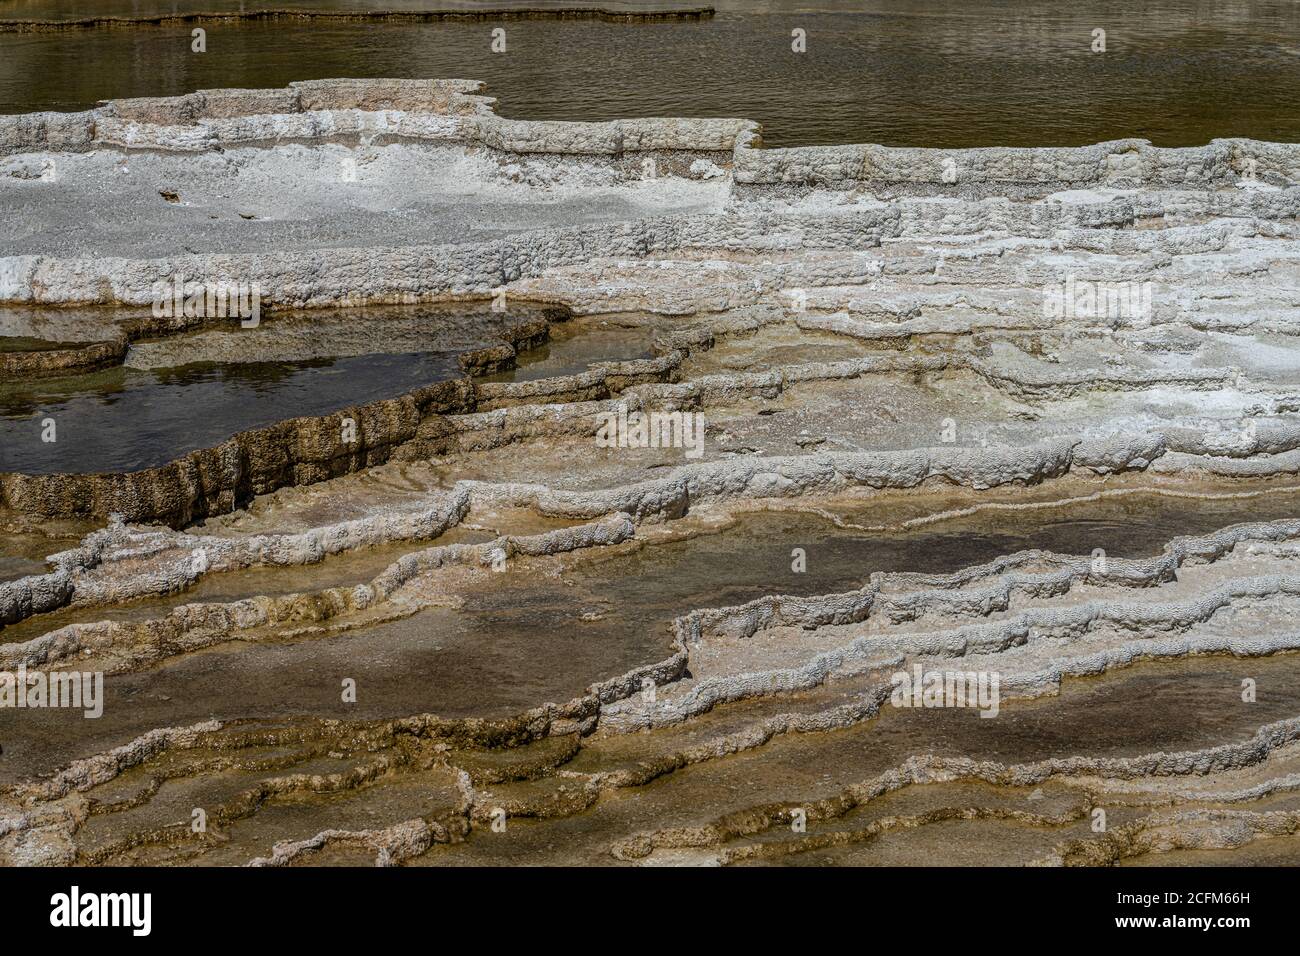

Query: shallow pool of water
[[0, 303, 549, 474], [0, 351, 462, 474], [3, 488, 1298, 782]]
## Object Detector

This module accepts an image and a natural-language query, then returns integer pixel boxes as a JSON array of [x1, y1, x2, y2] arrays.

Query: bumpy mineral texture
[[3, 80, 1300, 866]]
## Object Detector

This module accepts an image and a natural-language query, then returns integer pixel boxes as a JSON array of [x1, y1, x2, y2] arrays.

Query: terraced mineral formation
[[2, 79, 1300, 866]]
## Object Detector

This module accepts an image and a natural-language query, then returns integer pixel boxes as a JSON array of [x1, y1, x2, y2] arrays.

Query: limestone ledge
[[0, 315, 553, 524], [0, 512, 637, 674], [5, 299, 1299, 533], [0, 78, 750, 157], [598, 520, 1300, 733], [3, 78, 1296, 189], [7, 518, 1300, 865], [612, 716, 1300, 862], [3, 78, 1299, 311]]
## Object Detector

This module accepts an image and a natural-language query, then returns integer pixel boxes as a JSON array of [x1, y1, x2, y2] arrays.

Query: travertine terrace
[[3, 78, 1300, 866]]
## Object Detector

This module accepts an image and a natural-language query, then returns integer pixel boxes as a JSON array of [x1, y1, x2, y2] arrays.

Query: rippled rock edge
[[0, 6, 716, 33]]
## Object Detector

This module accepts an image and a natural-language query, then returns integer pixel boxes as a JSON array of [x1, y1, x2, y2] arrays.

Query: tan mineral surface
[[3, 79, 1300, 865]]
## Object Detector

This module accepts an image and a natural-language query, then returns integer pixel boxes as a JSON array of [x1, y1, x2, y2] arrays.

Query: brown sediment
[[0, 303, 403, 380], [5, 79, 1300, 867], [7, 296, 1298, 525], [0, 339, 126, 378], [12, 647, 1300, 866], [0, 310, 248, 381], [0, 312, 561, 524]]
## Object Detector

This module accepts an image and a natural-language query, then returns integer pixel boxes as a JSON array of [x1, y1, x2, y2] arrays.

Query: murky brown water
[[485, 314, 659, 383], [4, 488, 1298, 784], [2, 1, 1299, 147], [0, 304, 536, 474], [412, 654, 1300, 866]]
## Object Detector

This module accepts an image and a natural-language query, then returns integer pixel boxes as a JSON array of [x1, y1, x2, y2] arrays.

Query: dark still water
[[0, 350, 460, 474], [1, 1, 1299, 147]]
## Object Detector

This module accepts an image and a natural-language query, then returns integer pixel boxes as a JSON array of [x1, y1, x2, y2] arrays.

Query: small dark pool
[[0, 351, 462, 474]]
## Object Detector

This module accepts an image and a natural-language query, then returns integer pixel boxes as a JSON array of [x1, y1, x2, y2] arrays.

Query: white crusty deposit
[[5, 79, 1300, 867]]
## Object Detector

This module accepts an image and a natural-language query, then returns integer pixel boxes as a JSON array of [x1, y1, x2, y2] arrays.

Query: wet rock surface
[[3, 79, 1300, 866]]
